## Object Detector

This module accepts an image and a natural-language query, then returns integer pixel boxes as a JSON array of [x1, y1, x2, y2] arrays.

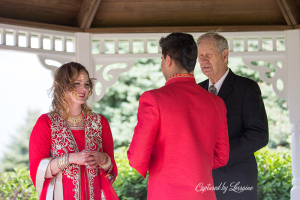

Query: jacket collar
[[217, 68, 235, 101], [199, 69, 235, 101], [166, 73, 196, 85]]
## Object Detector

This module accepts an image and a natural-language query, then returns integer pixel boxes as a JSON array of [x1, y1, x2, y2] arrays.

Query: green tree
[[93, 59, 165, 148], [1, 110, 40, 172]]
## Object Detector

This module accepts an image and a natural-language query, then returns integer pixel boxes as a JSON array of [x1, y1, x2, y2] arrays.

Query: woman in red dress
[[29, 62, 118, 200]]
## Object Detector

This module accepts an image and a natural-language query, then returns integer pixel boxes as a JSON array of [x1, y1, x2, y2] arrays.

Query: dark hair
[[159, 32, 197, 73]]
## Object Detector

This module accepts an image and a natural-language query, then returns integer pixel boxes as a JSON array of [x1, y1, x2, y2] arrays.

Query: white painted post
[[1, 29, 6, 45], [272, 36, 277, 51], [13, 30, 18, 46], [72, 38, 76, 52], [75, 32, 94, 107], [38, 34, 43, 49], [100, 40, 105, 54], [229, 37, 233, 52], [143, 38, 148, 53], [129, 39, 133, 53], [158, 38, 162, 53], [62, 36, 66, 52], [26, 32, 31, 48], [258, 36, 262, 51], [243, 37, 248, 52], [115, 39, 119, 54], [286, 29, 300, 200], [50, 35, 55, 50]]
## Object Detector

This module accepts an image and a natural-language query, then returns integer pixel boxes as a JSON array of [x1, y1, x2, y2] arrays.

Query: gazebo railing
[[0, 24, 285, 57], [0, 23, 76, 78], [92, 32, 285, 57], [91, 31, 287, 101], [0, 23, 76, 54], [0, 23, 288, 101]]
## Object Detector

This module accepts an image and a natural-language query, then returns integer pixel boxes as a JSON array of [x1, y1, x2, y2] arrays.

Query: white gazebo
[[0, 0, 300, 198]]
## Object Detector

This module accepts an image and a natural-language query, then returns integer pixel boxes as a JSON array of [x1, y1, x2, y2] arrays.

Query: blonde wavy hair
[[49, 62, 93, 120]]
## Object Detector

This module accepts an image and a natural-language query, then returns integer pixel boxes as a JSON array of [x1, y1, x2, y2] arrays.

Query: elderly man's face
[[198, 38, 227, 81]]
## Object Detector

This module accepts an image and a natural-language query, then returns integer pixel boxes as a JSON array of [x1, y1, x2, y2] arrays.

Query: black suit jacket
[[199, 69, 268, 200]]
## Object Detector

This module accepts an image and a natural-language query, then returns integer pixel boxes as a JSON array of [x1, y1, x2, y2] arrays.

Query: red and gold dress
[[29, 112, 118, 200]]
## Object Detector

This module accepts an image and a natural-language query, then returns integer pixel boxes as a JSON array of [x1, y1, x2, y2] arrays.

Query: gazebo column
[[286, 29, 300, 200], [75, 32, 94, 106]]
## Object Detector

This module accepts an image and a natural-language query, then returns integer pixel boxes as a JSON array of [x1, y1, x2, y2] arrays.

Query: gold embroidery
[[48, 113, 81, 200], [85, 114, 102, 200], [48, 112, 103, 200], [167, 73, 195, 82]]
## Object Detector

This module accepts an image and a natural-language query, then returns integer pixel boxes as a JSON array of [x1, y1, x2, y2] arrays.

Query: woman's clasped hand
[[69, 150, 108, 169]]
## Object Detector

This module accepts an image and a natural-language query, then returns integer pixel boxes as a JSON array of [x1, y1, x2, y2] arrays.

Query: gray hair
[[197, 31, 229, 55]]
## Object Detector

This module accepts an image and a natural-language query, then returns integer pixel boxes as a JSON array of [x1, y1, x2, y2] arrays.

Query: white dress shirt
[[208, 68, 230, 95]]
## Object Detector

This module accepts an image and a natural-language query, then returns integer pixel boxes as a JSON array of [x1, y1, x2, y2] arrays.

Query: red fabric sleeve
[[101, 116, 118, 182], [29, 114, 52, 187], [127, 91, 160, 178], [212, 100, 230, 169]]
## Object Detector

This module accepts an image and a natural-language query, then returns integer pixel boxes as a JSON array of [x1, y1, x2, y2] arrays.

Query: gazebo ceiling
[[0, 0, 299, 33]]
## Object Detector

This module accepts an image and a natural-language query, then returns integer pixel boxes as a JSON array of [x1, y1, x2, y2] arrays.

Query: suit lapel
[[198, 69, 235, 101], [199, 79, 209, 91], [217, 69, 235, 101]]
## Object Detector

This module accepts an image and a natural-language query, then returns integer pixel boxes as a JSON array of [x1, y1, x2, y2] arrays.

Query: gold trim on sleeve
[[53, 171, 64, 200], [36, 158, 53, 196]]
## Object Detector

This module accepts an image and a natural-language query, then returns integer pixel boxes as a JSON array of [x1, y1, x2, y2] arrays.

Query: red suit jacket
[[127, 75, 229, 200]]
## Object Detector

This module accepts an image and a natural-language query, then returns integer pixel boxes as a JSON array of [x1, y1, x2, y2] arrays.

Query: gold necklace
[[68, 114, 83, 127]]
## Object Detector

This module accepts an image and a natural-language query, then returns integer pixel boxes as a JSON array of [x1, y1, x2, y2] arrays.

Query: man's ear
[[222, 49, 229, 63], [166, 55, 172, 67]]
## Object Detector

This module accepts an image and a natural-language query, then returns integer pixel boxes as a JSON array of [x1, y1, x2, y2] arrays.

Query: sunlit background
[[0, 33, 76, 157]]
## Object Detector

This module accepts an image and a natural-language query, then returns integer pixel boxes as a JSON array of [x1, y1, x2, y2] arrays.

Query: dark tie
[[209, 85, 217, 95]]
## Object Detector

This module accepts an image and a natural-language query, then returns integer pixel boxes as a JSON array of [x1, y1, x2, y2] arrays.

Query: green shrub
[[0, 147, 292, 200], [0, 167, 38, 200], [113, 147, 293, 200], [255, 147, 292, 200], [113, 147, 148, 200], [0, 148, 149, 200]]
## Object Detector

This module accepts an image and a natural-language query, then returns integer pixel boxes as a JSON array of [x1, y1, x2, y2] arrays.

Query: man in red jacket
[[127, 32, 229, 200]]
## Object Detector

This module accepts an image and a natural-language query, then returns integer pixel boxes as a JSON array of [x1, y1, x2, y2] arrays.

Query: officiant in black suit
[[197, 32, 269, 200]]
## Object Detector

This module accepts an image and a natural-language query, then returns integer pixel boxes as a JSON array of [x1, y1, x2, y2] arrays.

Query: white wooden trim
[[0, 24, 288, 103], [0, 23, 75, 37], [286, 29, 300, 200]]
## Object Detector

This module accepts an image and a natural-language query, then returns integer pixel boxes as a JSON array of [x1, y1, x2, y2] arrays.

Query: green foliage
[[0, 148, 292, 200], [113, 147, 148, 200], [1, 110, 40, 172], [93, 56, 292, 149], [255, 147, 292, 200], [0, 148, 149, 200], [113, 147, 293, 200], [0, 167, 38, 200], [93, 59, 166, 148]]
